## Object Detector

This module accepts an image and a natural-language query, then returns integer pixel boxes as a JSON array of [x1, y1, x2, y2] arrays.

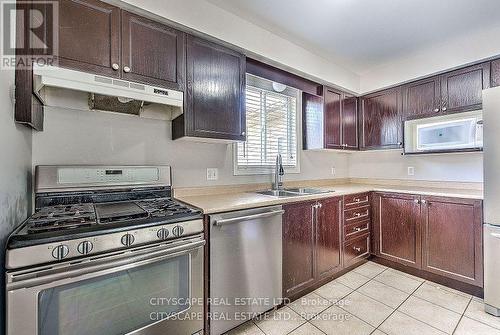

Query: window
[[234, 74, 300, 175]]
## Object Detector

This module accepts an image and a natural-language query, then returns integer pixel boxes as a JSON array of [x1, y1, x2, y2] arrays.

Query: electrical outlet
[[206, 168, 218, 181], [407, 167, 415, 176], [331, 167, 336, 176]]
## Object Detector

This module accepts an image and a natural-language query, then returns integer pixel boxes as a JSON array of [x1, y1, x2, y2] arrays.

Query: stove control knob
[[52, 245, 70, 260], [121, 233, 135, 247], [77, 241, 94, 255], [172, 225, 184, 237], [157, 228, 169, 240]]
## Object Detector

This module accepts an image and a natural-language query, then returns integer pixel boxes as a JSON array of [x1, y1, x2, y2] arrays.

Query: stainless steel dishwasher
[[210, 205, 283, 335]]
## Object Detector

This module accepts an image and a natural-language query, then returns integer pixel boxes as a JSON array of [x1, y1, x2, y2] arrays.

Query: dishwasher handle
[[213, 209, 285, 226]]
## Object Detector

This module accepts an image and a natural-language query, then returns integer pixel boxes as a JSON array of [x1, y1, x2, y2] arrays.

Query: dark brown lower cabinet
[[282, 197, 342, 298], [421, 196, 483, 286], [373, 192, 483, 287], [373, 193, 422, 268]]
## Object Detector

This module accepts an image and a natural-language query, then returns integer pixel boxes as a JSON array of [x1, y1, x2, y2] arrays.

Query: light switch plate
[[407, 167, 415, 176], [331, 167, 336, 176], [207, 168, 218, 181]]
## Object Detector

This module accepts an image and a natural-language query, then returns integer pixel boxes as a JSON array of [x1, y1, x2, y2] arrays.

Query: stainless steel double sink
[[255, 188, 334, 197]]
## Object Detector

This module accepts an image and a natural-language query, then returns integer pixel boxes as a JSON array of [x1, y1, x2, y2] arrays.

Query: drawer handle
[[353, 227, 362, 232], [354, 213, 362, 217], [353, 247, 361, 252], [354, 198, 360, 202]]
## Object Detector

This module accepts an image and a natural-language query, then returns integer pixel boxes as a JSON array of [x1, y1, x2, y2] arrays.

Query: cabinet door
[[403, 76, 440, 119], [283, 201, 316, 298], [342, 94, 358, 149], [316, 197, 342, 278], [440, 63, 490, 114], [324, 88, 342, 149], [421, 196, 483, 286], [374, 193, 422, 268], [121, 12, 185, 90], [492, 59, 500, 88], [185, 35, 246, 140], [57, 0, 120, 77], [360, 88, 402, 150], [302, 92, 324, 150]]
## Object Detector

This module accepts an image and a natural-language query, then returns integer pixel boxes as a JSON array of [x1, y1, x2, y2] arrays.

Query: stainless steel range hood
[[32, 64, 183, 118]]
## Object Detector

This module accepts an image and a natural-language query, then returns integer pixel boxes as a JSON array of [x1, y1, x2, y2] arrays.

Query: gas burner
[[27, 204, 96, 233], [138, 198, 197, 217]]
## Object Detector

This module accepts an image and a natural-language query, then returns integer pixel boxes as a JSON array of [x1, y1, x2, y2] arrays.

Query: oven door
[[6, 235, 204, 335]]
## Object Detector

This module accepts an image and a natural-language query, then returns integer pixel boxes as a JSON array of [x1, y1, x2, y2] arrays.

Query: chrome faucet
[[273, 154, 285, 190]]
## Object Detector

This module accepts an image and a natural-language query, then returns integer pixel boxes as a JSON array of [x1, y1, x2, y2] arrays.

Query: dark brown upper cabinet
[[342, 94, 359, 149], [121, 12, 185, 91], [55, 0, 185, 90], [172, 35, 246, 141], [440, 62, 490, 114], [360, 87, 403, 150], [403, 76, 441, 119], [492, 59, 500, 88], [303, 87, 358, 151], [324, 88, 343, 149], [302, 92, 325, 150], [56, 0, 120, 78]]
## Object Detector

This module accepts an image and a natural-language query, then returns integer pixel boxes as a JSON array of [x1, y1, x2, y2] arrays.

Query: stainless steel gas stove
[[6, 165, 204, 335]]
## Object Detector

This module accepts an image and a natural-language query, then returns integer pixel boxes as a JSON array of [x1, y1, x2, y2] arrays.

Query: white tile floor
[[225, 262, 500, 335]]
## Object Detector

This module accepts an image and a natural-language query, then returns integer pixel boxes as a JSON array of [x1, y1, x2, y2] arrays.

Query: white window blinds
[[235, 74, 299, 173]]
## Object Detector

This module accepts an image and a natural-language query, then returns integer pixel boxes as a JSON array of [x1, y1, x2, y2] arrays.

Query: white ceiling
[[207, 0, 500, 74]]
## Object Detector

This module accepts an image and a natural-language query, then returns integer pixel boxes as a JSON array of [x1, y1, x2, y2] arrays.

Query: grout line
[[451, 299, 472, 334], [372, 277, 426, 333], [411, 292, 472, 316], [308, 321, 328, 335]]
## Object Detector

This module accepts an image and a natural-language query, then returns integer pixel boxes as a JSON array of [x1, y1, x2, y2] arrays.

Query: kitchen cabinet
[[54, 0, 186, 90], [491, 59, 500, 88], [342, 94, 359, 149], [324, 88, 343, 149], [403, 76, 441, 119], [316, 197, 342, 278], [421, 196, 483, 286], [373, 192, 483, 287], [343, 192, 371, 266], [373, 192, 421, 268], [282, 197, 342, 298], [172, 35, 246, 141], [360, 87, 403, 150], [440, 62, 490, 114], [303, 87, 358, 150], [283, 201, 316, 297], [302, 92, 325, 150], [56, 0, 121, 77], [121, 12, 186, 90]]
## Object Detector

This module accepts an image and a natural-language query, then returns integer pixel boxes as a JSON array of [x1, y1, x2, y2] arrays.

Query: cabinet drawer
[[344, 193, 370, 209], [344, 220, 370, 241], [344, 233, 370, 265], [344, 206, 371, 223]]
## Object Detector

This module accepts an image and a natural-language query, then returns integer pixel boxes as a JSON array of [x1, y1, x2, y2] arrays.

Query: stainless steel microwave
[[404, 110, 483, 154]]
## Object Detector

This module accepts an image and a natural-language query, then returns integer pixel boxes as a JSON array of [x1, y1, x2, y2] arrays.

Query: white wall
[[0, 68, 32, 329], [32, 107, 349, 188], [118, 0, 360, 93], [360, 24, 500, 93], [348, 150, 483, 183]]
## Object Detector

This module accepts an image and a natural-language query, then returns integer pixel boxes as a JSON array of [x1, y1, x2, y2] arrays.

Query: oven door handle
[[8, 239, 205, 290]]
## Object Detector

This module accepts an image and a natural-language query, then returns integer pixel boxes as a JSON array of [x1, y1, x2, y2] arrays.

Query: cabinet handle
[[421, 199, 427, 205], [318, 203, 323, 208], [442, 107, 447, 111], [354, 227, 362, 232], [433, 108, 439, 113], [398, 142, 403, 146], [241, 131, 246, 136], [123, 66, 131, 73], [414, 199, 420, 204], [353, 247, 361, 252], [112, 63, 119, 70], [354, 212, 361, 217], [354, 198, 360, 202]]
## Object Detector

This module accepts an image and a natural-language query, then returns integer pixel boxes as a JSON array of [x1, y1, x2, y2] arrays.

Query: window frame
[[233, 76, 301, 176]]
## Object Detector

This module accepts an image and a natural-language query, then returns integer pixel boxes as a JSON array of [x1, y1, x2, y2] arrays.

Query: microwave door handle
[[8, 239, 205, 291]]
